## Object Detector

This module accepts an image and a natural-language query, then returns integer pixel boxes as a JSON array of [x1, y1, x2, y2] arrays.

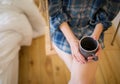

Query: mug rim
[[79, 36, 99, 53]]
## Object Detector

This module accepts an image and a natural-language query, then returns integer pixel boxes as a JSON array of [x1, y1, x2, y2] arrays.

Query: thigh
[[53, 43, 73, 70], [70, 59, 98, 84], [53, 43, 98, 84]]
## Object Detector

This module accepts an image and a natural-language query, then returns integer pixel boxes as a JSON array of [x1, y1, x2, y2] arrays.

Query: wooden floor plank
[[19, 47, 29, 84], [99, 51, 117, 84], [96, 64, 106, 84], [19, 27, 120, 84], [51, 55, 68, 84], [104, 34, 120, 50], [41, 56, 54, 84], [28, 38, 44, 84], [105, 50, 120, 84]]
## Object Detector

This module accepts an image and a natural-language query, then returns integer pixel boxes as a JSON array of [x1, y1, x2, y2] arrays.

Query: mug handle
[[92, 54, 98, 61]]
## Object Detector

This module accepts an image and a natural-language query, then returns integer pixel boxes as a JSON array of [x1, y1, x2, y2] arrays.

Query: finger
[[92, 36, 97, 40], [73, 54, 86, 64], [95, 45, 102, 56], [71, 54, 74, 59], [79, 59, 86, 64], [87, 56, 99, 61], [87, 56, 94, 60], [87, 56, 94, 61], [74, 54, 82, 62], [72, 54, 79, 62], [90, 35, 97, 40], [78, 51, 86, 60], [72, 50, 84, 62], [87, 59, 94, 62], [78, 53, 86, 63]]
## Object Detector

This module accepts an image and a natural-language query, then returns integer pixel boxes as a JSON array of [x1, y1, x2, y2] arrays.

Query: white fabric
[[0, 0, 46, 45], [0, 31, 22, 84], [0, 0, 46, 84]]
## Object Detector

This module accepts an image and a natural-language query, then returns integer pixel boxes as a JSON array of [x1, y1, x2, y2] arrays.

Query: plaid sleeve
[[95, 9, 112, 32], [105, 0, 120, 21], [90, 0, 120, 32], [48, 0, 69, 29]]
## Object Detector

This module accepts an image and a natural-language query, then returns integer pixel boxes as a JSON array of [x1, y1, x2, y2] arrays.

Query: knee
[[68, 79, 95, 84], [69, 59, 98, 84], [69, 76, 95, 84]]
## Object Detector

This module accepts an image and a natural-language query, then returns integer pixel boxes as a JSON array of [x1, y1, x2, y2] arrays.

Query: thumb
[[92, 36, 97, 40]]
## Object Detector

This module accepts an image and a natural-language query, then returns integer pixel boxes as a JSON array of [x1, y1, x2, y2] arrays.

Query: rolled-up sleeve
[[48, 0, 69, 29], [90, 0, 120, 32], [95, 9, 112, 31]]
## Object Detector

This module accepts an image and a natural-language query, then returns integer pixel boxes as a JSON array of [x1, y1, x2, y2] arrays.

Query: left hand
[[87, 36, 102, 62], [87, 23, 103, 61]]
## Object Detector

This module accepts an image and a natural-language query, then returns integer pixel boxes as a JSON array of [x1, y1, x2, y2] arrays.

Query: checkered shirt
[[49, 0, 120, 54]]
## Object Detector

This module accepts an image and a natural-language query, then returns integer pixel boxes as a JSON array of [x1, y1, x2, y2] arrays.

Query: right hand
[[69, 38, 86, 64]]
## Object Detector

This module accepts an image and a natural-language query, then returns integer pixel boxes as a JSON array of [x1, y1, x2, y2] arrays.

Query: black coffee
[[81, 37, 97, 51]]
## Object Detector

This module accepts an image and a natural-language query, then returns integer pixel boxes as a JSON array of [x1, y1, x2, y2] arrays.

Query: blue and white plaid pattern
[[49, 0, 120, 54]]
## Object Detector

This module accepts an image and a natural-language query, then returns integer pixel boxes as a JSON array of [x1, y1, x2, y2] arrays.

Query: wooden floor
[[19, 27, 120, 84]]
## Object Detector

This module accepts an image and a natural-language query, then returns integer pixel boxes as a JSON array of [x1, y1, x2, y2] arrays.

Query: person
[[48, 0, 120, 84], [0, 0, 46, 84]]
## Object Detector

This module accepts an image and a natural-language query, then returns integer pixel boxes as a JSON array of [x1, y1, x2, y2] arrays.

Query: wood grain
[[19, 1, 120, 84], [19, 27, 120, 84]]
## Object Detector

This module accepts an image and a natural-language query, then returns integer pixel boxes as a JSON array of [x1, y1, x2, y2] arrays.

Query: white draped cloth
[[0, 0, 46, 84]]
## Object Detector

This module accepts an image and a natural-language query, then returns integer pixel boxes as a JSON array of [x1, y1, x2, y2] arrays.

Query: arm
[[88, 0, 120, 60], [60, 22, 86, 63], [49, 0, 86, 63], [92, 23, 103, 40], [60, 22, 77, 44], [90, 0, 120, 32], [49, 0, 69, 30]]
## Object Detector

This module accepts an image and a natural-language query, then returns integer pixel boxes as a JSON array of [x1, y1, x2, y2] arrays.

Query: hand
[[87, 36, 102, 62], [69, 38, 86, 64], [59, 22, 86, 64], [88, 23, 103, 61]]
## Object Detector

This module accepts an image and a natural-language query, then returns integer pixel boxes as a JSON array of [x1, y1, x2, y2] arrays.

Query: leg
[[53, 43, 98, 84], [0, 31, 22, 84], [53, 43, 73, 70], [69, 59, 98, 84]]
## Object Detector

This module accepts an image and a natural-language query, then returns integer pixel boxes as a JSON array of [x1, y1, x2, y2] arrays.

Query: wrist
[[59, 22, 79, 45], [91, 34, 99, 41], [92, 23, 103, 40], [68, 37, 79, 45], [65, 32, 78, 43]]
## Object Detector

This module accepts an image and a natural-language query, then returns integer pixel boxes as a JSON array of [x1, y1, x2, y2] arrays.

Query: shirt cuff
[[50, 12, 69, 31], [89, 9, 112, 32], [56, 12, 69, 27]]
